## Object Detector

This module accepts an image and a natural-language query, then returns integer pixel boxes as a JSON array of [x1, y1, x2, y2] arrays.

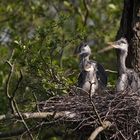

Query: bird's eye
[[122, 41, 126, 44], [120, 39, 127, 44]]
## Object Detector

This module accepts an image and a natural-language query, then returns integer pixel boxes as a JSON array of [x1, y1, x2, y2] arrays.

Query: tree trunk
[[116, 0, 140, 74]]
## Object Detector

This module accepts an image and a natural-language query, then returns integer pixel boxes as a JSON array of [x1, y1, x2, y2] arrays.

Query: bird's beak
[[97, 42, 116, 54]]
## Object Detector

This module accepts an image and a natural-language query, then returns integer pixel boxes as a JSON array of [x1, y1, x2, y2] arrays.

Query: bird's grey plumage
[[116, 69, 140, 92], [75, 43, 107, 94], [78, 61, 98, 95], [92, 60, 107, 87], [110, 38, 140, 92]]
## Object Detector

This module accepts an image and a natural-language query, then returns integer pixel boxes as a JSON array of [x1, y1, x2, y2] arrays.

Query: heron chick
[[107, 38, 140, 92], [75, 43, 107, 90]]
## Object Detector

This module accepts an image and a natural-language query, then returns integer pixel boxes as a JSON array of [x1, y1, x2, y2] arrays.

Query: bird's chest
[[82, 77, 98, 93]]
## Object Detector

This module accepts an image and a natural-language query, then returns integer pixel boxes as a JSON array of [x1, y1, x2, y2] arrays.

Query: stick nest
[[39, 89, 140, 139]]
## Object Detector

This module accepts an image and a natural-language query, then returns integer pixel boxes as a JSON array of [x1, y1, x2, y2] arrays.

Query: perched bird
[[75, 43, 108, 89], [107, 38, 140, 92], [78, 60, 99, 95]]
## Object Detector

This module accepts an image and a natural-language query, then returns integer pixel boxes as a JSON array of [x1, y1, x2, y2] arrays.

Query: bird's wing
[[116, 73, 128, 92], [77, 71, 87, 88], [88, 60, 107, 87], [95, 62, 107, 87]]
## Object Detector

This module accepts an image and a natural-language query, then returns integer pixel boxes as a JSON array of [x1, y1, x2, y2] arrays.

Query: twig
[[89, 82, 104, 126], [0, 122, 45, 139], [0, 127, 26, 139], [33, 92, 40, 112], [88, 121, 111, 140], [83, 0, 90, 26], [105, 69, 117, 74], [115, 124, 127, 140], [5, 61, 13, 99], [5, 61, 16, 114], [88, 82, 112, 140], [70, 2, 85, 23], [13, 100, 34, 140], [5, 51, 34, 139], [0, 111, 75, 121], [12, 70, 23, 97]]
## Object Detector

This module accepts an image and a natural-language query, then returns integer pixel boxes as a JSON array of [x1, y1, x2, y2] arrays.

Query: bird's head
[[74, 43, 91, 57], [108, 38, 128, 52], [98, 37, 128, 54]]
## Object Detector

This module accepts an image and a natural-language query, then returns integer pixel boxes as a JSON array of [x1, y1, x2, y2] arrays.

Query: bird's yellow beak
[[97, 42, 116, 54]]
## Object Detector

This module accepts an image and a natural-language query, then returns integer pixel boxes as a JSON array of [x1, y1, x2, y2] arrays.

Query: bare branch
[[5, 61, 16, 114], [6, 55, 33, 139], [88, 121, 111, 140], [0, 111, 75, 121], [83, 0, 90, 26], [13, 100, 35, 140], [0, 128, 26, 139], [105, 69, 117, 74], [5, 61, 14, 99], [12, 70, 23, 97], [89, 82, 104, 126]]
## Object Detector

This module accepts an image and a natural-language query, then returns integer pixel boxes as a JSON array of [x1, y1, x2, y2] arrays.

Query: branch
[[5, 61, 16, 114], [105, 69, 117, 74], [12, 70, 23, 97], [89, 82, 104, 126], [83, 0, 90, 26], [0, 128, 26, 139], [13, 100, 34, 140], [5, 61, 33, 139], [0, 124, 65, 139], [5, 61, 14, 99], [88, 82, 112, 140], [0, 111, 76, 121], [88, 121, 111, 140]]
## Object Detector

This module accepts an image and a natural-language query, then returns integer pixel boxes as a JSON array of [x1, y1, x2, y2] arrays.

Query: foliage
[[0, 0, 123, 139]]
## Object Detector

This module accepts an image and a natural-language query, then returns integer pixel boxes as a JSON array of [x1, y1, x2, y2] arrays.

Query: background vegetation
[[0, 0, 123, 139]]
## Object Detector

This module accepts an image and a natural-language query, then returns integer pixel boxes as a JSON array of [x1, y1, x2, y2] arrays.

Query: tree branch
[[0, 111, 76, 121], [0, 128, 26, 139], [88, 121, 111, 140], [88, 83, 112, 140], [89, 82, 104, 126], [5, 61, 16, 114], [12, 70, 23, 97], [83, 0, 90, 26], [13, 100, 34, 140]]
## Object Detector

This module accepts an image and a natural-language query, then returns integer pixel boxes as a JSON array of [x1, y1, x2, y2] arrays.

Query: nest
[[39, 89, 140, 140]]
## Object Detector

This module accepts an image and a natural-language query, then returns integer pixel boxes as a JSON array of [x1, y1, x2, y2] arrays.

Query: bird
[[107, 37, 140, 92], [78, 60, 99, 95], [75, 42, 108, 94]]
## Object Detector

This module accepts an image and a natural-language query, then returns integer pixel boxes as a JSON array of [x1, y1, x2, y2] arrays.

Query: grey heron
[[75, 43, 108, 93], [107, 38, 140, 92]]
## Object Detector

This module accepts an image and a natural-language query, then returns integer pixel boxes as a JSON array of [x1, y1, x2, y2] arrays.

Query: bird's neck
[[80, 53, 90, 62], [79, 55, 89, 70], [119, 51, 127, 74], [88, 70, 96, 81], [80, 55, 89, 62]]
